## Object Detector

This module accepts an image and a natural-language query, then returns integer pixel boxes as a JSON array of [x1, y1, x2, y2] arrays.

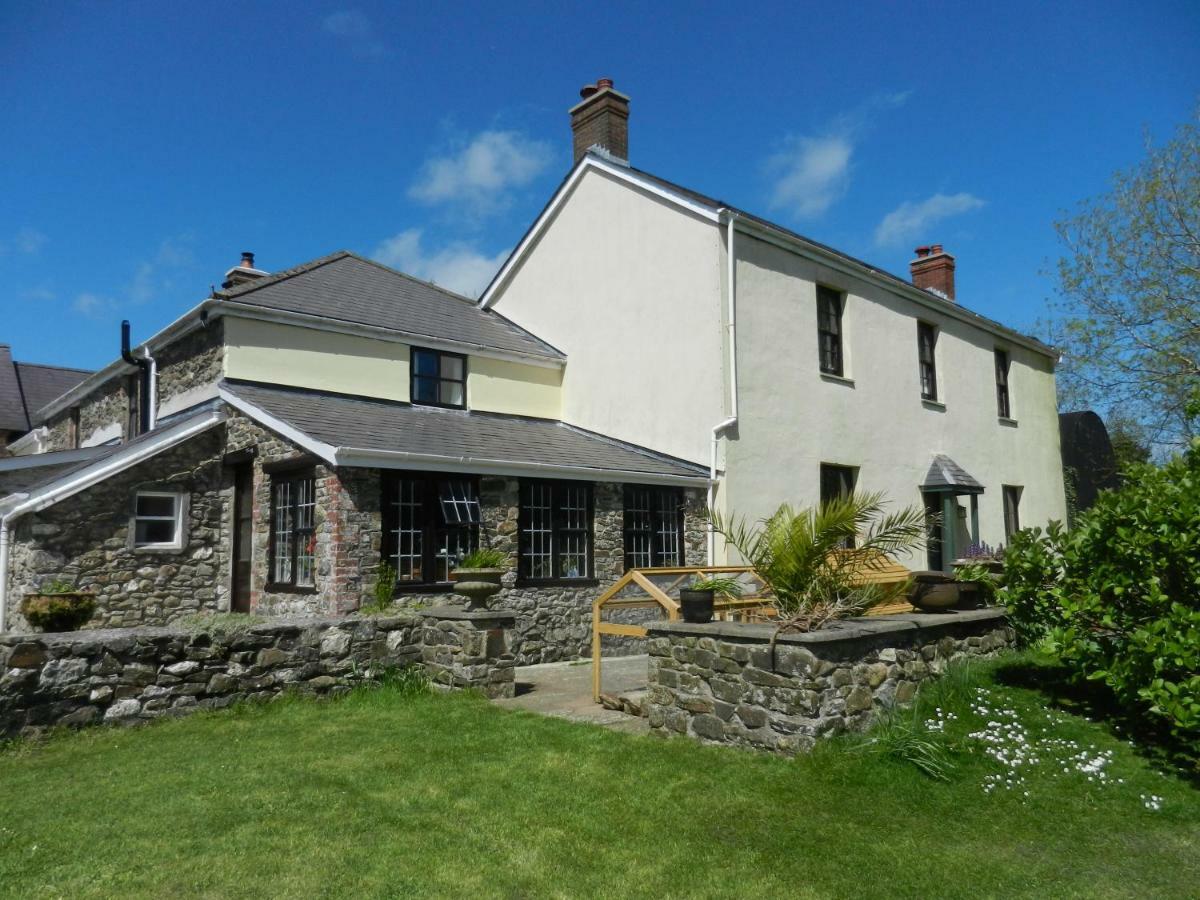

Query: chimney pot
[[222, 250, 267, 290], [569, 77, 630, 164], [910, 244, 957, 302], [240, 251, 255, 269]]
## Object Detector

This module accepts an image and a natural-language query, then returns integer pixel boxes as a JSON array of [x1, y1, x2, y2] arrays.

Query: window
[[519, 480, 593, 582], [1002, 485, 1022, 539], [816, 286, 844, 376], [411, 348, 466, 409], [132, 491, 183, 549], [270, 472, 316, 588], [382, 474, 480, 585], [624, 486, 684, 570], [918, 322, 938, 401], [995, 350, 1011, 418], [820, 464, 858, 548]]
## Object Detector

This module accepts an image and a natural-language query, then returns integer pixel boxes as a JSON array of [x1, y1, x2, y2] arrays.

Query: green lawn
[[1, 656, 1197, 899]]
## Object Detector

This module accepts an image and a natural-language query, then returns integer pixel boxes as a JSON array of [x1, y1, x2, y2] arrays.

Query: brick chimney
[[569, 78, 630, 164], [221, 251, 267, 291], [910, 244, 956, 301]]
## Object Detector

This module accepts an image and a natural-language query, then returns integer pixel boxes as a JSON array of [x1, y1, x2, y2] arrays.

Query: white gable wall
[[486, 167, 726, 464], [725, 231, 1066, 565]]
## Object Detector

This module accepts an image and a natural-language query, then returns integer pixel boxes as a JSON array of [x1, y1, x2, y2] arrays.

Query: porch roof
[[220, 380, 710, 486], [923, 454, 985, 495]]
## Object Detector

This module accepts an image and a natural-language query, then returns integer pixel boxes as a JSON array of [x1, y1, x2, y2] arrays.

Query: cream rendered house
[[482, 80, 1067, 568]]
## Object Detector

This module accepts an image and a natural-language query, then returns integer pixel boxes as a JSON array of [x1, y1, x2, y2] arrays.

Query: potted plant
[[450, 547, 509, 611], [952, 542, 1006, 579], [908, 571, 961, 611], [19, 579, 97, 632], [679, 575, 744, 624]]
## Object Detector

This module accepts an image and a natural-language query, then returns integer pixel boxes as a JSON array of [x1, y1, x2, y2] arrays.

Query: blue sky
[[2, 0, 1197, 370]]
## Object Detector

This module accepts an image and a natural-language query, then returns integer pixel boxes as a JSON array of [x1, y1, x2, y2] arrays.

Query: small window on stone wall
[[133, 491, 184, 550]]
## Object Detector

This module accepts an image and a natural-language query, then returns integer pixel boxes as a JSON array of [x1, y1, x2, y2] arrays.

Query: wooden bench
[[828, 548, 915, 616]]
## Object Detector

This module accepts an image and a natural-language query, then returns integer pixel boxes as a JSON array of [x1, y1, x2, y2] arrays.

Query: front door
[[231, 464, 253, 613]]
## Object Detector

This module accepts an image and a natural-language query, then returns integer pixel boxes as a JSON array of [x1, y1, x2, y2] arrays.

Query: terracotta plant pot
[[679, 589, 715, 624], [19, 591, 97, 632], [450, 567, 505, 611]]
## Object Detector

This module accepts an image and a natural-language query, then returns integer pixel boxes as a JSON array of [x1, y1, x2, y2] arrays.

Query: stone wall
[[155, 320, 224, 407], [6, 428, 231, 631], [0, 607, 515, 738], [644, 608, 1014, 755], [44, 377, 130, 451]]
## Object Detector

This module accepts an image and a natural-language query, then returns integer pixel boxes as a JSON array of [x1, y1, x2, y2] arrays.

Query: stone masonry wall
[[644, 608, 1014, 755], [0, 608, 516, 738], [155, 320, 224, 406], [44, 377, 129, 451], [6, 428, 231, 631]]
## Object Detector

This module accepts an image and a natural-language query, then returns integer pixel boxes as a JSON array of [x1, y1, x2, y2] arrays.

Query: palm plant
[[710, 491, 930, 633]]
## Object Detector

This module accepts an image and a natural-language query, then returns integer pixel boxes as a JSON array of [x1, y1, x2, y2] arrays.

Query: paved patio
[[494, 654, 649, 733]]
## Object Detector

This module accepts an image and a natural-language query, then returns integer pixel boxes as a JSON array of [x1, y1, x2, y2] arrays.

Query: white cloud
[[322, 10, 385, 57], [873, 193, 986, 247], [766, 135, 853, 218], [372, 229, 507, 299], [766, 91, 910, 219], [409, 130, 553, 217], [72, 292, 110, 317], [0, 226, 47, 256]]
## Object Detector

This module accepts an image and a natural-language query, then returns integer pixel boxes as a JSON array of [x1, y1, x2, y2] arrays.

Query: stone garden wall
[[644, 608, 1013, 755], [0, 606, 515, 738]]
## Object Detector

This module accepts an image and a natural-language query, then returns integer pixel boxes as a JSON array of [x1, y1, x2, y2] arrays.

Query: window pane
[[273, 481, 293, 583], [439, 381, 464, 407], [653, 489, 682, 566], [624, 487, 653, 569], [295, 478, 316, 587], [413, 350, 439, 376], [391, 478, 424, 582], [135, 519, 175, 545], [441, 355, 464, 381], [521, 482, 554, 579], [413, 376, 439, 404], [136, 494, 176, 518], [439, 479, 480, 524]]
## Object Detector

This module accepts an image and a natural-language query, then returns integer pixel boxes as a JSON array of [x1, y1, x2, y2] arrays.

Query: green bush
[[457, 547, 509, 569], [1001, 444, 1200, 746], [20, 588, 96, 632]]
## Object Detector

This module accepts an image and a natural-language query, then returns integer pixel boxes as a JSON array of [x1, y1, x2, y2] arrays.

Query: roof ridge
[[217, 250, 353, 299]]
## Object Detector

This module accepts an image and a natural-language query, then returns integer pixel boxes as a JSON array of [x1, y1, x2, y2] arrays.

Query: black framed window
[[270, 472, 316, 588], [820, 464, 858, 548], [624, 486, 684, 570], [995, 350, 1011, 418], [382, 474, 480, 585], [918, 322, 938, 401], [817, 286, 844, 376], [519, 480, 593, 582], [411, 348, 466, 409], [1003, 485, 1022, 539]]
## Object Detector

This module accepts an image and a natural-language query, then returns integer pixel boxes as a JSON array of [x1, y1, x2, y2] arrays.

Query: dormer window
[[411, 348, 466, 409]]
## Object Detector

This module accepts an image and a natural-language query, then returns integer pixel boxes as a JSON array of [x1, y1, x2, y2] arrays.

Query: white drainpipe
[[708, 210, 740, 563]]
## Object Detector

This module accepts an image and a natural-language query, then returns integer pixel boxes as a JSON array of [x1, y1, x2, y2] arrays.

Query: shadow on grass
[[992, 653, 1199, 785]]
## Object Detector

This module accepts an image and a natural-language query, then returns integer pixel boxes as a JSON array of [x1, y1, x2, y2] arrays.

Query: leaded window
[[623, 486, 684, 570], [411, 348, 466, 409], [270, 472, 316, 587], [817, 286, 844, 376], [519, 480, 593, 582], [918, 322, 938, 401], [382, 474, 480, 585]]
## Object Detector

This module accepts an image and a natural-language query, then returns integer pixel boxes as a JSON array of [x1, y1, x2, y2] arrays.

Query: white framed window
[[133, 491, 184, 550]]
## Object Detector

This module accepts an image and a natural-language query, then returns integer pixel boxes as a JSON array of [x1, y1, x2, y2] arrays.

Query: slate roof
[[0, 345, 93, 434], [218, 251, 563, 361], [923, 454, 985, 494], [222, 380, 708, 482]]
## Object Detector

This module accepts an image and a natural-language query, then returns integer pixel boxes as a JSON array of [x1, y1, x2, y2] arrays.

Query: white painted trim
[[6, 427, 47, 456], [131, 490, 185, 551], [216, 388, 338, 464], [334, 447, 709, 487], [478, 155, 722, 310]]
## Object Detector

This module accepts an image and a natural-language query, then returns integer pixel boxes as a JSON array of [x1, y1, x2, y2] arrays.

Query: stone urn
[[450, 568, 505, 611], [908, 572, 960, 612]]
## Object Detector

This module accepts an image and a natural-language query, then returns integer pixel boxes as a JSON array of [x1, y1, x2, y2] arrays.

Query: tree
[[1051, 112, 1200, 452]]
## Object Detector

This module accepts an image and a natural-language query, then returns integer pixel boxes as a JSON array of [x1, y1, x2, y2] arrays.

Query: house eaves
[[479, 153, 1058, 361]]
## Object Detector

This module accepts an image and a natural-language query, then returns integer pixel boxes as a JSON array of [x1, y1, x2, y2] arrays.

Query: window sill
[[922, 399, 947, 412], [132, 544, 185, 554], [515, 578, 599, 589], [264, 584, 318, 595], [819, 372, 856, 388], [998, 417, 1019, 428]]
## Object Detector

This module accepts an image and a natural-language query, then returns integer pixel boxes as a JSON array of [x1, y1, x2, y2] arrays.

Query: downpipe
[[708, 210, 740, 563]]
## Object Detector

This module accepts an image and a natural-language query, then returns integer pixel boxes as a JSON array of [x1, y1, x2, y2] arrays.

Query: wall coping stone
[[645, 606, 1007, 645], [419, 606, 518, 625]]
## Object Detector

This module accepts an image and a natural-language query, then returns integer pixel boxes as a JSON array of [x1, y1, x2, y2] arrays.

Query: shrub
[[20, 583, 96, 632], [457, 548, 509, 569], [1001, 444, 1200, 746], [361, 563, 398, 614]]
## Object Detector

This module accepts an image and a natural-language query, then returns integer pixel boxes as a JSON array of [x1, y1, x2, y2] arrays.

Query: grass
[[1, 655, 1197, 899]]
